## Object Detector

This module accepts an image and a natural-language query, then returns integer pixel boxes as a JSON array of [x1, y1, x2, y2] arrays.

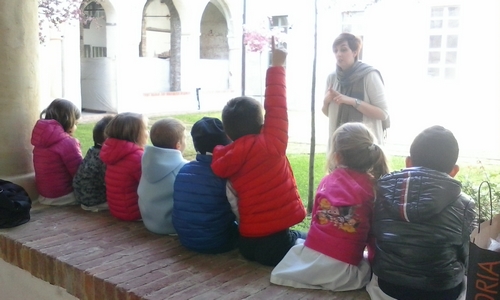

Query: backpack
[[0, 179, 32, 228]]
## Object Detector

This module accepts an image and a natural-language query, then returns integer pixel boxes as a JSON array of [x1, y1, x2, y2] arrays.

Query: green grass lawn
[[75, 112, 500, 231]]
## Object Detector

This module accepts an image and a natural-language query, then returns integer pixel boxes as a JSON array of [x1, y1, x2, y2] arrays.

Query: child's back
[[73, 115, 113, 211], [370, 125, 476, 300], [271, 122, 389, 291], [31, 99, 82, 204], [138, 118, 188, 235], [100, 113, 147, 221], [173, 117, 237, 253], [211, 41, 306, 266]]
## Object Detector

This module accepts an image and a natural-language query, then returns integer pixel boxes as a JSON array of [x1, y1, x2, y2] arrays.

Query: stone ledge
[[0, 203, 370, 300]]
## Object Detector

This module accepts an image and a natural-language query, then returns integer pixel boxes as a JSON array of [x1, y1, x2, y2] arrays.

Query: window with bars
[[83, 2, 106, 29], [427, 6, 460, 79], [84, 45, 107, 58]]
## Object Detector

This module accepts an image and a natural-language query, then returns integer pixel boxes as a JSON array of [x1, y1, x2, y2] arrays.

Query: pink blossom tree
[[243, 23, 286, 53], [243, 22, 286, 98], [38, 0, 100, 44]]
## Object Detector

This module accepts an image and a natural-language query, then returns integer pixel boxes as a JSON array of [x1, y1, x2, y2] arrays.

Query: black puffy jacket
[[372, 167, 476, 291]]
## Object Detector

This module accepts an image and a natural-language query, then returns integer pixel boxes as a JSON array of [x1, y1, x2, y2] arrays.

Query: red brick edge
[[0, 204, 368, 300]]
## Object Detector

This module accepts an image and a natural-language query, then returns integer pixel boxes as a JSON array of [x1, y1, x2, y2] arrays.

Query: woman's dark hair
[[40, 98, 81, 133], [333, 33, 363, 61], [222, 96, 263, 141]]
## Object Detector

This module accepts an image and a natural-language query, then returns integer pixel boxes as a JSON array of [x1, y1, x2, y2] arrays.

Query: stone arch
[[80, 0, 119, 112], [80, 1, 108, 58], [200, 2, 229, 59], [140, 0, 171, 58], [79, 0, 118, 58]]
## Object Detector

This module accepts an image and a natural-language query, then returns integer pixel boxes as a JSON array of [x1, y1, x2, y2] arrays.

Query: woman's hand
[[322, 88, 335, 116], [330, 91, 387, 120], [331, 91, 356, 106]]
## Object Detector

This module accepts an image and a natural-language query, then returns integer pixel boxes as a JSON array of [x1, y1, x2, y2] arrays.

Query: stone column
[[0, 0, 40, 198]]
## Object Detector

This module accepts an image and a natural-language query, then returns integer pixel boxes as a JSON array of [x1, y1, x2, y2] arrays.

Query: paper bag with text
[[466, 182, 500, 300]]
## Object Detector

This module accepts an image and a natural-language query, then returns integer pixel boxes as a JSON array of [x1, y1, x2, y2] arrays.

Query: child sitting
[[173, 116, 238, 253], [73, 115, 113, 212], [138, 118, 188, 235], [31, 98, 82, 205], [367, 125, 477, 300], [211, 39, 306, 266], [100, 112, 148, 221], [271, 122, 389, 291]]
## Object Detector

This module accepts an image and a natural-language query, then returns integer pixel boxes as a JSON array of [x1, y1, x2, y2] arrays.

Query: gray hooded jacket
[[138, 145, 187, 235]]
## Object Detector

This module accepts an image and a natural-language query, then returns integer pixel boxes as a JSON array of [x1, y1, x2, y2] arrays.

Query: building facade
[[1, 0, 499, 200]]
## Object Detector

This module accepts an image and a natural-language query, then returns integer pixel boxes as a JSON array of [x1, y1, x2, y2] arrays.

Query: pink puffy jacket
[[31, 119, 83, 198], [100, 138, 143, 221]]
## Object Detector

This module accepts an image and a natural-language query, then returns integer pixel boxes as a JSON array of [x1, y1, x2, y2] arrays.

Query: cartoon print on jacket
[[315, 198, 360, 233]]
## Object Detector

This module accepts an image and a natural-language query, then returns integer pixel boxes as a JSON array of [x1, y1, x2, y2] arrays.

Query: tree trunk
[[307, 0, 318, 214]]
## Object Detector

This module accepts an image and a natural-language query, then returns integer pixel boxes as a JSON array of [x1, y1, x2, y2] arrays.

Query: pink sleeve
[[63, 137, 83, 177]]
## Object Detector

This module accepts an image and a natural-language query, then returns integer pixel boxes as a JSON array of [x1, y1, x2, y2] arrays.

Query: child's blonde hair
[[104, 112, 148, 146], [150, 118, 185, 149], [328, 122, 389, 179], [40, 98, 81, 133]]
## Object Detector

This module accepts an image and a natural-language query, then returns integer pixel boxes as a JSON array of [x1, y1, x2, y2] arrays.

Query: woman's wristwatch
[[354, 99, 361, 109]]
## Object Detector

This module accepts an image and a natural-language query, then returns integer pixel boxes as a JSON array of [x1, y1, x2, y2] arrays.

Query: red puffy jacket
[[211, 67, 306, 237], [100, 138, 143, 221], [31, 119, 82, 198]]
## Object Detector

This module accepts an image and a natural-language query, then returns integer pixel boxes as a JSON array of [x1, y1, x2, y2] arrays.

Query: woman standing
[[322, 33, 389, 145]]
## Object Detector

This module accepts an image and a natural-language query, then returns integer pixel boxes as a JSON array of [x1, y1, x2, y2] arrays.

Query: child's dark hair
[[328, 122, 389, 179], [150, 118, 185, 149], [40, 98, 81, 133], [93, 115, 114, 146], [104, 112, 147, 146], [221, 96, 263, 141], [410, 125, 459, 174]]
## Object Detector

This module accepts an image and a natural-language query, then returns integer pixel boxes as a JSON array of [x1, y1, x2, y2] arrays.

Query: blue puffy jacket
[[173, 154, 238, 254]]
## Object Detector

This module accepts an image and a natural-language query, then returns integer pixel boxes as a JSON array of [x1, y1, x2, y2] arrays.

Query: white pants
[[38, 192, 77, 206], [271, 240, 371, 292]]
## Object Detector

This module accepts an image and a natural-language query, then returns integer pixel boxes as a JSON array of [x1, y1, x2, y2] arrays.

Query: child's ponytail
[[368, 144, 389, 179]]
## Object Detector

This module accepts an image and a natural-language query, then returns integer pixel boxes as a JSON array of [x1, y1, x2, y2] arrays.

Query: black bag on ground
[[0, 179, 32, 228]]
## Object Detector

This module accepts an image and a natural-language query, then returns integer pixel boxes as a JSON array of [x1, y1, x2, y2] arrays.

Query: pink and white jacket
[[304, 168, 375, 266], [31, 119, 83, 198]]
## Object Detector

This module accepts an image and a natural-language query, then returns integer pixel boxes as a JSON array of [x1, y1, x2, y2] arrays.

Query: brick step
[[0, 204, 370, 300]]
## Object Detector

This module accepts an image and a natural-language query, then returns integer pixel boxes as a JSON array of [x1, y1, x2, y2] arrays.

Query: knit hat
[[191, 117, 231, 154], [410, 125, 459, 173]]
